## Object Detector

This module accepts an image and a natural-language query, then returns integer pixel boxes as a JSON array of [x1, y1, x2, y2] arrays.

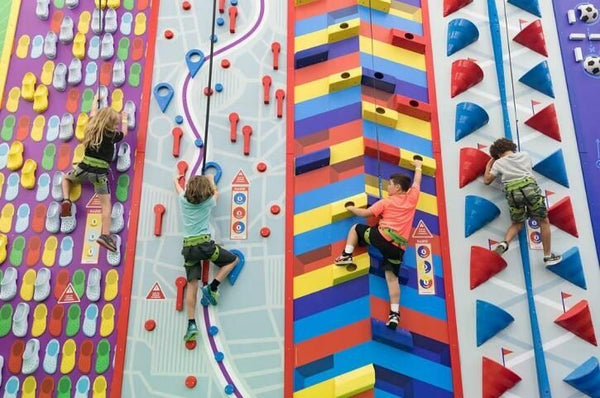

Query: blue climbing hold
[[153, 83, 175, 113], [224, 384, 235, 395], [476, 300, 514, 346], [185, 49, 205, 78], [216, 17, 224, 26], [175, 115, 184, 124], [447, 18, 479, 56], [533, 149, 569, 187], [230, 0, 238, 5], [371, 318, 413, 350], [465, 195, 501, 237], [195, 138, 204, 148], [455, 102, 489, 141], [209, 326, 219, 336], [519, 60, 554, 98], [215, 352, 224, 362], [203, 161, 223, 184], [215, 83, 223, 92], [564, 357, 600, 397], [210, 34, 218, 43], [546, 247, 587, 289], [507, 0, 541, 17], [228, 249, 245, 285]]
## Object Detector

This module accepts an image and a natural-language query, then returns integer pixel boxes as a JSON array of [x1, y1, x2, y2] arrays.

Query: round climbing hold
[[215, 351, 225, 362], [175, 115, 184, 124], [224, 384, 235, 395], [256, 162, 267, 172], [185, 376, 197, 389], [260, 227, 271, 238], [209, 326, 219, 336], [185, 340, 197, 350], [221, 59, 231, 69], [210, 34, 218, 43], [270, 204, 280, 215], [164, 30, 174, 40], [217, 17, 225, 26], [203, 87, 213, 96], [215, 83, 223, 92], [194, 139, 204, 148], [182, 1, 191, 10], [230, 0, 238, 5], [144, 319, 156, 331]]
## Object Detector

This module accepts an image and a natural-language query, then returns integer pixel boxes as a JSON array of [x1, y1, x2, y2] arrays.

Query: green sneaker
[[184, 323, 199, 341], [201, 286, 219, 306]]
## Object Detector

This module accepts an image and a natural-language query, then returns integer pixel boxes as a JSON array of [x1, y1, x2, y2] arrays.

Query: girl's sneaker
[[386, 311, 400, 330], [97, 235, 117, 252], [544, 253, 562, 266], [184, 323, 199, 342], [334, 253, 353, 265], [493, 241, 509, 255], [201, 286, 219, 306]]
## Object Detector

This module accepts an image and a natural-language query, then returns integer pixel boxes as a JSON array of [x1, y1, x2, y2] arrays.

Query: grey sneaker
[[67, 58, 82, 85], [386, 311, 400, 330], [59, 16, 74, 44], [112, 59, 125, 87], [36, 0, 50, 20], [544, 253, 563, 266], [104, 9, 118, 33], [44, 31, 58, 59], [493, 241, 509, 255], [52, 63, 67, 92], [100, 33, 114, 60], [334, 253, 353, 265]]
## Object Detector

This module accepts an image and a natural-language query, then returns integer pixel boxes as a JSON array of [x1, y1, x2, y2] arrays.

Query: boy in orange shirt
[[335, 158, 422, 329]]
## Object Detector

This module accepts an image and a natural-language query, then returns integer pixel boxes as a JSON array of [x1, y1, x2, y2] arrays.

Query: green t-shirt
[[179, 192, 216, 237]]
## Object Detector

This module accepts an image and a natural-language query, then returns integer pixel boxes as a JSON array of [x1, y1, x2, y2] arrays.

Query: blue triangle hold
[[465, 195, 500, 237], [519, 60, 554, 98], [564, 357, 600, 397], [227, 249, 245, 285], [546, 247, 587, 289], [533, 149, 569, 187], [507, 0, 541, 17], [447, 18, 480, 56], [455, 102, 489, 141], [476, 300, 514, 346]]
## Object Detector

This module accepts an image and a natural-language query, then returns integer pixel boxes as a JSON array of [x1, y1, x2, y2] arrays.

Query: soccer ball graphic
[[577, 3, 599, 23], [584, 55, 600, 75]]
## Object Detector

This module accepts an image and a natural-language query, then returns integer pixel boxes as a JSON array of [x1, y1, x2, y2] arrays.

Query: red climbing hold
[[459, 147, 490, 188], [229, 112, 239, 142], [164, 30, 174, 40], [444, 0, 473, 17], [229, 6, 238, 34], [451, 59, 483, 97], [275, 89, 286, 118], [185, 340, 197, 350], [204, 87, 213, 96], [185, 376, 197, 389], [271, 42, 281, 70], [145, 319, 156, 331], [513, 20, 548, 57], [242, 125, 252, 156], [524, 103, 561, 141], [482, 357, 521, 398], [548, 196, 578, 237], [182, 1, 191, 10], [257, 162, 267, 172], [260, 227, 271, 238], [221, 59, 231, 69], [172, 127, 183, 157], [270, 204, 281, 215], [154, 204, 166, 237], [470, 246, 507, 289], [555, 300, 597, 345]]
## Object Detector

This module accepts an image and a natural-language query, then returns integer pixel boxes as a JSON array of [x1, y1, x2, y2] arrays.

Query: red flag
[[531, 100, 541, 106], [477, 143, 488, 150], [488, 239, 499, 249], [561, 292, 572, 299], [545, 190, 554, 196], [502, 348, 513, 356]]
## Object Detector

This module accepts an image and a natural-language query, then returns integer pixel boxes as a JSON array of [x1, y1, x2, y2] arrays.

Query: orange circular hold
[[221, 59, 231, 69], [257, 162, 267, 172], [144, 319, 156, 331], [203, 87, 213, 96], [164, 30, 174, 39], [185, 376, 197, 389], [182, 1, 191, 10], [185, 340, 197, 350], [270, 205, 280, 215], [260, 227, 271, 238]]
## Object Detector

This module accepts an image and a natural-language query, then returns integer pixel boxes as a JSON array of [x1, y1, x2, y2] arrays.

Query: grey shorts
[[181, 241, 238, 282], [66, 167, 110, 195]]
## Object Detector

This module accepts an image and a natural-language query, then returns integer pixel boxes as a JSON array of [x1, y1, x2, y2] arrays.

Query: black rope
[[367, 0, 383, 198], [95, 0, 104, 107], [502, 0, 520, 149], [201, 0, 219, 174]]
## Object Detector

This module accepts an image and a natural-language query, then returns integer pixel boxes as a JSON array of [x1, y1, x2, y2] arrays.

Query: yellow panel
[[329, 67, 362, 93], [295, 29, 328, 53], [294, 266, 333, 298], [399, 149, 436, 176], [294, 205, 331, 235], [330, 137, 364, 164], [396, 113, 432, 140], [0, 0, 22, 110], [389, 2, 422, 22], [331, 192, 368, 222], [335, 364, 376, 398], [357, 0, 390, 13], [295, 0, 320, 6], [362, 102, 398, 129], [332, 252, 370, 285], [294, 379, 335, 398], [359, 36, 425, 71], [327, 18, 360, 43], [295, 77, 329, 103]]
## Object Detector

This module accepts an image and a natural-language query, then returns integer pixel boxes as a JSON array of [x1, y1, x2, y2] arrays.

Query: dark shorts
[[505, 182, 547, 223], [181, 240, 238, 282], [66, 167, 110, 195], [355, 224, 405, 277]]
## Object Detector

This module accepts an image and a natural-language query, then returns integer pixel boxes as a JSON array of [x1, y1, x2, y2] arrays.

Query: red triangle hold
[[451, 59, 484, 97], [548, 196, 578, 237], [443, 0, 473, 16], [470, 246, 507, 289], [459, 147, 491, 188], [555, 300, 597, 346], [524, 103, 561, 141], [513, 20, 548, 57], [482, 357, 522, 398]]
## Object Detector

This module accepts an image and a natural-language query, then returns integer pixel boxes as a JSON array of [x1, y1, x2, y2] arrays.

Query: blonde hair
[[185, 176, 215, 204], [82, 107, 120, 151]]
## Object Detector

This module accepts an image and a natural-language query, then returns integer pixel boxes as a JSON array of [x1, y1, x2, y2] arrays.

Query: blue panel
[[360, 54, 427, 88], [357, 6, 423, 35], [296, 355, 334, 377], [295, 7, 359, 36], [295, 45, 329, 69], [295, 174, 365, 213], [295, 86, 361, 119], [294, 216, 364, 255], [294, 276, 369, 320], [296, 148, 331, 175], [363, 121, 434, 157]]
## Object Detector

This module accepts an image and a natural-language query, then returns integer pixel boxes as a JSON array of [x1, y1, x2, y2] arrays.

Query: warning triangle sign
[[231, 170, 249, 185], [412, 220, 433, 239], [86, 194, 102, 209], [58, 283, 81, 304], [146, 282, 166, 300]]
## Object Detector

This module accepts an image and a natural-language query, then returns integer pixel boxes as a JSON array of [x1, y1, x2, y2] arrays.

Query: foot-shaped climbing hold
[[59, 16, 74, 44], [34, 268, 51, 302], [86, 268, 101, 302], [7, 141, 24, 171], [13, 302, 30, 338], [42, 235, 58, 267], [43, 339, 60, 374], [83, 303, 98, 337], [31, 303, 47, 337], [33, 85, 49, 113], [22, 338, 41, 375], [73, 32, 86, 60], [99, 304, 115, 337], [21, 73, 37, 102], [21, 159, 37, 190], [20, 269, 36, 301]]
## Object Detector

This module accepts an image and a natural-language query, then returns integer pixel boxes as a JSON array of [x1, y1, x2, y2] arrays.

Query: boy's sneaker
[[334, 253, 353, 265], [184, 323, 199, 342], [97, 234, 117, 252], [60, 200, 72, 217], [201, 286, 219, 306], [544, 253, 563, 266], [386, 311, 400, 330], [493, 241, 509, 255]]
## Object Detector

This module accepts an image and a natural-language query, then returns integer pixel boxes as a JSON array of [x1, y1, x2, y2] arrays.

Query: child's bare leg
[[98, 193, 112, 235], [385, 270, 400, 309], [214, 257, 238, 282], [344, 224, 359, 251], [61, 176, 72, 200], [504, 221, 523, 243], [538, 217, 552, 257], [186, 279, 199, 320]]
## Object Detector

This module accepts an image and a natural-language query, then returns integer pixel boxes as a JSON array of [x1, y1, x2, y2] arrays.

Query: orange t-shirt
[[369, 186, 420, 242]]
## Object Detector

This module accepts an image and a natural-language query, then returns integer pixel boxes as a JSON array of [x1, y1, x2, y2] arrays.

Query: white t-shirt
[[490, 151, 534, 183]]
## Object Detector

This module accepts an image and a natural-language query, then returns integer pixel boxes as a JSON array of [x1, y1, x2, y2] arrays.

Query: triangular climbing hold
[[459, 147, 490, 188], [564, 357, 600, 397], [455, 102, 489, 141], [555, 300, 597, 346], [546, 247, 587, 289], [451, 59, 483, 97], [476, 300, 514, 346], [465, 195, 501, 237], [482, 357, 522, 398], [443, 0, 473, 17], [447, 18, 479, 56], [513, 20, 547, 56], [470, 246, 507, 289], [533, 149, 569, 187], [524, 103, 561, 141], [519, 60, 554, 98], [507, 0, 541, 17], [548, 196, 578, 237]]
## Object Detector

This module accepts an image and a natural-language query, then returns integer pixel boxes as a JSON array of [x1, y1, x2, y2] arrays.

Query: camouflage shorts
[[505, 182, 547, 223]]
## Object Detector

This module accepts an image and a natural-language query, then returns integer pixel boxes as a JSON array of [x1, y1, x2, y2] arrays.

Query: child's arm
[[345, 204, 373, 218], [120, 111, 129, 137], [483, 158, 496, 185], [90, 94, 100, 117], [411, 158, 423, 189], [206, 174, 219, 201], [173, 175, 184, 195]]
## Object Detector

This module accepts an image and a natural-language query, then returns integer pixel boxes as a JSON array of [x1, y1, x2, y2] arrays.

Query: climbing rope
[[201, 0, 219, 174], [501, 0, 521, 149], [94, 0, 104, 106]]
